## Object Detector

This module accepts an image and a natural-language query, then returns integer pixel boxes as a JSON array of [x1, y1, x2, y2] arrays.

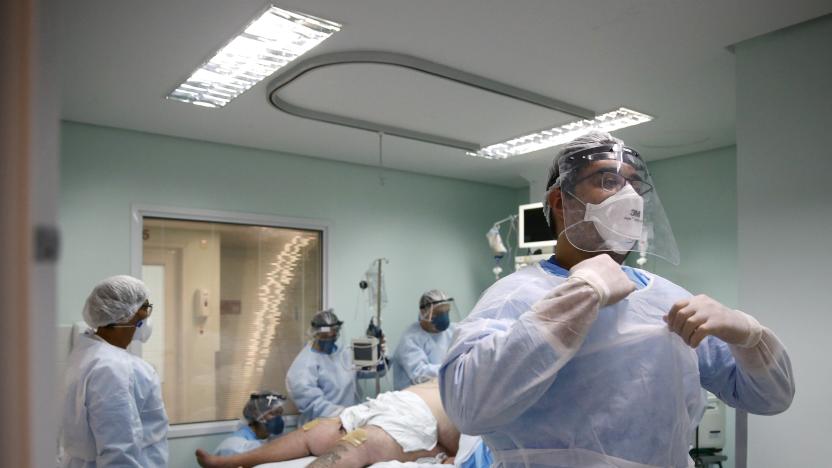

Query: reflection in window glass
[[142, 217, 322, 424]]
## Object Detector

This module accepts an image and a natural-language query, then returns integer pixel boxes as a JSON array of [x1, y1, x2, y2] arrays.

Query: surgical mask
[[582, 184, 644, 253], [264, 416, 284, 435], [315, 338, 337, 354], [132, 317, 153, 343], [431, 313, 451, 332]]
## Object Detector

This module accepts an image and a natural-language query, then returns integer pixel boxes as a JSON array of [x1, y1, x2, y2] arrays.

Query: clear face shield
[[310, 325, 342, 354], [555, 144, 679, 265], [308, 308, 345, 354], [419, 298, 460, 332], [246, 392, 287, 437]]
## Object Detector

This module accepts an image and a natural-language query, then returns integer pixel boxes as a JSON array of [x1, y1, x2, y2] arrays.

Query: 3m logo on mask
[[629, 209, 642, 219]]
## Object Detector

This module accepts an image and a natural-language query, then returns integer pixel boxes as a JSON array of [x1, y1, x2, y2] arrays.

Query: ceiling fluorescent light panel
[[167, 6, 341, 108], [469, 107, 653, 160]]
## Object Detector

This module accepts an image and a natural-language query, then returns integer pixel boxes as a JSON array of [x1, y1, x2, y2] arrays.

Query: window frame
[[130, 204, 330, 438]]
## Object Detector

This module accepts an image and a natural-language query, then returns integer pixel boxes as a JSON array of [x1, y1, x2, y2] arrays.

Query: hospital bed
[[257, 456, 317, 468]]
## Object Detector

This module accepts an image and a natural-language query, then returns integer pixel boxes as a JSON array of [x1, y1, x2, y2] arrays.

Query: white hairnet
[[82, 275, 149, 328]]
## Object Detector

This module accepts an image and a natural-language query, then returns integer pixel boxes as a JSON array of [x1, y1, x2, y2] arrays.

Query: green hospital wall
[[735, 14, 832, 467]]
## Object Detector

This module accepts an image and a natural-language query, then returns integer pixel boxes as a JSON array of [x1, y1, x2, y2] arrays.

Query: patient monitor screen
[[353, 345, 374, 362], [523, 206, 552, 243]]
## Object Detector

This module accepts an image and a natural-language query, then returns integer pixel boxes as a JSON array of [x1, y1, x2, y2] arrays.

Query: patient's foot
[[195, 448, 237, 468]]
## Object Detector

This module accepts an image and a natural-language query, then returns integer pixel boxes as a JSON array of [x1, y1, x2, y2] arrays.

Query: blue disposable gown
[[214, 425, 265, 456], [456, 435, 494, 468], [286, 342, 357, 425], [60, 331, 169, 468], [392, 322, 455, 390], [440, 259, 795, 468]]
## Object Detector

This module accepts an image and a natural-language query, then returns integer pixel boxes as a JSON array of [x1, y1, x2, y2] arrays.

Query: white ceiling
[[60, 0, 832, 188]]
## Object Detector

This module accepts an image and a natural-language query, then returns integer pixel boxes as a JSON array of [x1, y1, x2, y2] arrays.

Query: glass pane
[[142, 217, 322, 424]]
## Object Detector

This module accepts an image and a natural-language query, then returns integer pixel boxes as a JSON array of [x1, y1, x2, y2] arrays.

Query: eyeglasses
[[105, 302, 154, 328], [256, 406, 284, 422], [314, 332, 339, 340], [573, 170, 653, 195]]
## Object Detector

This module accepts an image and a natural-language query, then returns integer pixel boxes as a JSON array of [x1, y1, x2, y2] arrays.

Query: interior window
[[141, 217, 323, 424]]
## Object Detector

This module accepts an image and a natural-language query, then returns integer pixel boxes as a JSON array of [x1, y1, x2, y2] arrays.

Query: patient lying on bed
[[196, 380, 460, 468]]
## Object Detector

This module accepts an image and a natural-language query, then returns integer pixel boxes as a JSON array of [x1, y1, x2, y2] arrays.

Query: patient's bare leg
[[196, 419, 344, 468], [308, 425, 444, 468]]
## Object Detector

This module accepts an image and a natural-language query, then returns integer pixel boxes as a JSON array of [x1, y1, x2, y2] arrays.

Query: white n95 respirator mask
[[583, 184, 644, 253], [133, 317, 154, 343]]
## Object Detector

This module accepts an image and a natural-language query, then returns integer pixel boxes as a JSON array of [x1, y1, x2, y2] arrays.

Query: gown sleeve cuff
[[734, 310, 763, 348]]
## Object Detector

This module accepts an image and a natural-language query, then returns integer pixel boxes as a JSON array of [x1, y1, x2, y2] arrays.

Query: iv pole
[[375, 259, 382, 395]]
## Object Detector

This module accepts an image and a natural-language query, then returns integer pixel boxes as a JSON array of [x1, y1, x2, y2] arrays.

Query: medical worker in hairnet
[[392, 289, 456, 390], [439, 131, 795, 468], [286, 308, 356, 425], [59, 275, 168, 467], [213, 391, 287, 456]]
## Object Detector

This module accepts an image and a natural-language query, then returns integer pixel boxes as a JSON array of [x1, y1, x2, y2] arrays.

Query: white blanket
[[339, 391, 437, 453]]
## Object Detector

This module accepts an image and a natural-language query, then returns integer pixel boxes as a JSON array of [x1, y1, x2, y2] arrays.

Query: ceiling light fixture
[[167, 5, 341, 108], [468, 107, 653, 160]]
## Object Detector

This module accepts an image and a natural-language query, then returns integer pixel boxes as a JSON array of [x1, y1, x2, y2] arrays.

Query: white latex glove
[[664, 294, 763, 348], [568, 254, 635, 306]]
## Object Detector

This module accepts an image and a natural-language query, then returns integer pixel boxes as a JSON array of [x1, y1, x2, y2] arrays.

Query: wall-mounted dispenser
[[194, 288, 210, 320]]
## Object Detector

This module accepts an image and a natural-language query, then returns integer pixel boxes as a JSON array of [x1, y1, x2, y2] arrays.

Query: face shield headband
[[549, 145, 646, 192]]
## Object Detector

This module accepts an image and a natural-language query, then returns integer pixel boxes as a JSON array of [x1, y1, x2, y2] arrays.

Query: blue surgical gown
[[286, 343, 357, 425], [213, 425, 265, 456], [440, 259, 794, 468], [60, 332, 169, 468], [456, 435, 494, 468], [392, 322, 456, 390]]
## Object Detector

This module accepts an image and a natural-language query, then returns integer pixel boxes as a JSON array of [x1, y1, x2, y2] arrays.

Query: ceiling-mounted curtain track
[[266, 51, 595, 152]]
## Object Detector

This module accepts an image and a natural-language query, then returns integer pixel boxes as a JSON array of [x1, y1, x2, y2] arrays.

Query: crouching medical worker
[[392, 289, 457, 390], [286, 309, 357, 425], [60, 275, 168, 467], [439, 131, 795, 468], [214, 391, 287, 456]]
